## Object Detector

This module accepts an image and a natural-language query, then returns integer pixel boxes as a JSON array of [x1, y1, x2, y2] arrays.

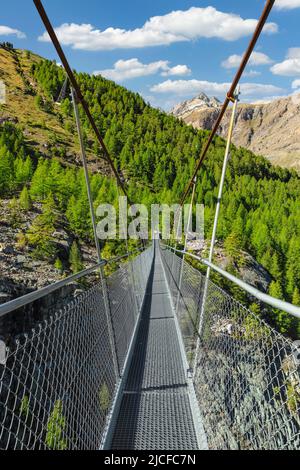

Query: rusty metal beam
[[179, 0, 275, 206]]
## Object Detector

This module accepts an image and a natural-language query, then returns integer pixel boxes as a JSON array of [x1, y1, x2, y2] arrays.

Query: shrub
[[45, 400, 67, 450]]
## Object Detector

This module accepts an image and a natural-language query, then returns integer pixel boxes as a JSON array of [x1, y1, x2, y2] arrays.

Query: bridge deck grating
[[111, 250, 198, 450]]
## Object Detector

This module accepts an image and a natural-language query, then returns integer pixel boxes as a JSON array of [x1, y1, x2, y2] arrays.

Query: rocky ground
[[194, 340, 300, 450], [0, 199, 97, 305], [190, 240, 271, 292]]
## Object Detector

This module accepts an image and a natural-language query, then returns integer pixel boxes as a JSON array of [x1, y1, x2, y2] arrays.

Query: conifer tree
[[27, 196, 57, 260], [19, 186, 32, 211], [286, 238, 300, 297], [292, 287, 300, 306], [14, 156, 33, 186], [224, 231, 243, 264], [269, 280, 292, 334], [9, 197, 21, 228], [54, 258, 63, 274], [69, 241, 83, 274], [30, 159, 50, 201], [0, 146, 13, 195]]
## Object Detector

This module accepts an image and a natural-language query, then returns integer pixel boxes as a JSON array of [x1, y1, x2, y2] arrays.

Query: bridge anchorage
[[0, 0, 300, 451]]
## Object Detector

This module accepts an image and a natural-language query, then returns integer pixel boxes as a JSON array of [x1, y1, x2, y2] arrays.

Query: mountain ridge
[[171, 92, 300, 172], [171, 92, 221, 117]]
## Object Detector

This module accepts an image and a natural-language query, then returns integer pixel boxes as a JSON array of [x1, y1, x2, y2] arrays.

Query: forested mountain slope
[[0, 45, 299, 336]]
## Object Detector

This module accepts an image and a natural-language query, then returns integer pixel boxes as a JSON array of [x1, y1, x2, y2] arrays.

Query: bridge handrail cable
[[0, 248, 145, 318], [161, 244, 300, 320]]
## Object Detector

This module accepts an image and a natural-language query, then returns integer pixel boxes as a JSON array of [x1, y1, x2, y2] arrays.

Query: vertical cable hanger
[[71, 84, 120, 378], [175, 177, 197, 316], [193, 88, 240, 376], [70, 86, 101, 263]]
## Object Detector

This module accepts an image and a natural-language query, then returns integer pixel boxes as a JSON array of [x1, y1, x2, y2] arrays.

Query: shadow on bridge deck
[[110, 246, 198, 450]]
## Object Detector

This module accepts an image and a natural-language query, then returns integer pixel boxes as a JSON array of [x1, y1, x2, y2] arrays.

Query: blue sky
[[1, 0, 300, 109]]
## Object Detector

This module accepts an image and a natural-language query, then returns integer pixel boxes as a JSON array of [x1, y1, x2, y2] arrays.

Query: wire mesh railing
[[160, 244, 300, 450], [0, 246, 153, 450]]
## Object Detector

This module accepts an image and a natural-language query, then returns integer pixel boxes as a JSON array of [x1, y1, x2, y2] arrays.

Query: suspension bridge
[[0, 240, 300, 450], [0, 0, 300, 450]]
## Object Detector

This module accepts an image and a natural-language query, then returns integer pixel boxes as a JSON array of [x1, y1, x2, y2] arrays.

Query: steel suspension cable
[[33, 0, 130, 202], [179, 0, 275, 207]]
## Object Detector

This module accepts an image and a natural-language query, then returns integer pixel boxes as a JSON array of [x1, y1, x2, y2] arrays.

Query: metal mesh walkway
[[111, 246, 199, 450], [0, 248, 154, 450]]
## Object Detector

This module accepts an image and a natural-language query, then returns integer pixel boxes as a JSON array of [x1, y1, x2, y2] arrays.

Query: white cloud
[[292, 78, 300, 88], [287, 48, 300, 59], [151, 79, 229, 96], [161, 64, 191, 77], [0, 25, 26, 39], [94, 58, 191, 81], [222, 51, 273, 69], [250, 95, 293, 105], [271, 48, 300, 76], [244, 70, 262, 77], [150, 79, 284, 100], [38, 6, 277, 51], [251, 90, 300, 105], [142, 93, 181, 111], [274, 0, 300, 10]]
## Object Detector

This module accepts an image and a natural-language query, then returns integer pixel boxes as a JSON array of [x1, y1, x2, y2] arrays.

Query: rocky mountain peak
[[171, 92, 221, 118]]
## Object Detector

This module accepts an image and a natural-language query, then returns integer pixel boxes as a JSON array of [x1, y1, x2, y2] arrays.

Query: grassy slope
[[0, 48, 110, 175], [0, 49, 71, 148]]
